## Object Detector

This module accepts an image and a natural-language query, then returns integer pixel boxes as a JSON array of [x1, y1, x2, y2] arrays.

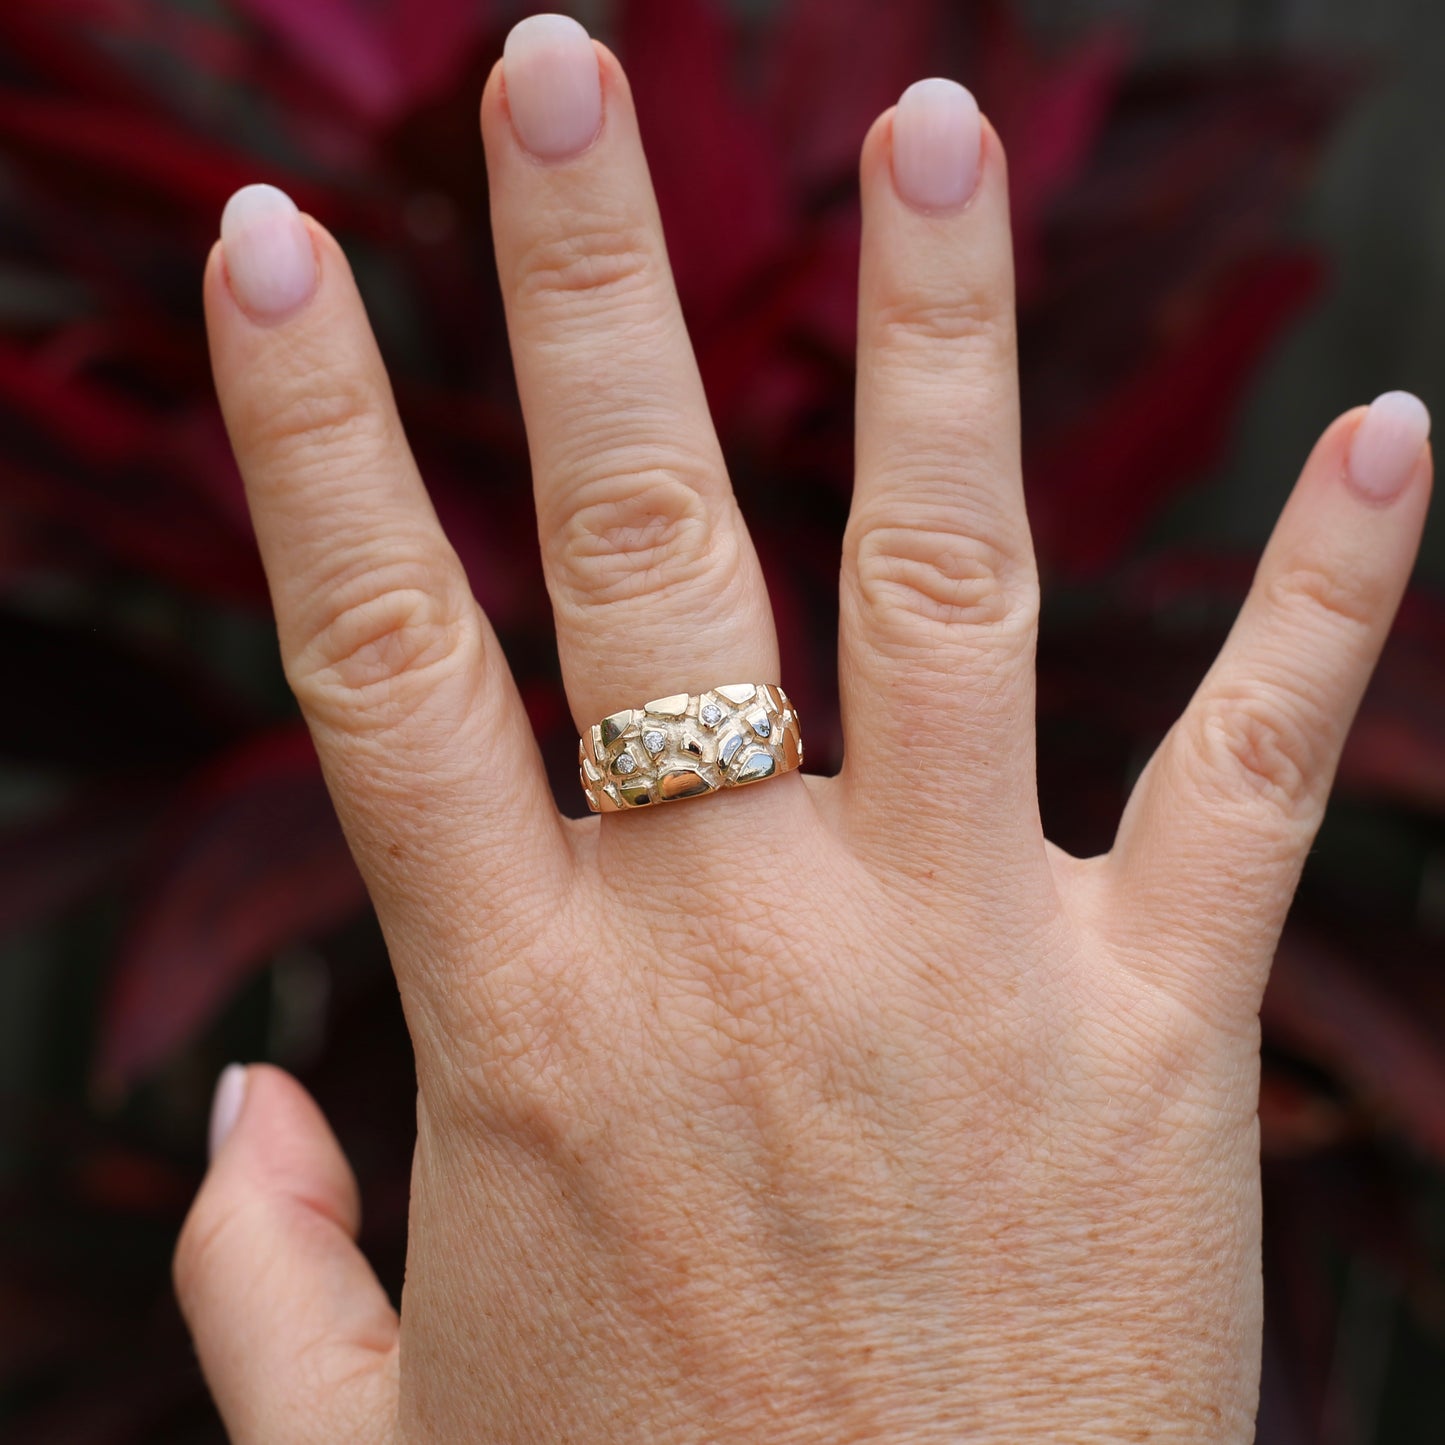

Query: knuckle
[[287, 552, 476, 715], [849, 522, 1038, 645], [1266, 561, 1385, 636], [873, 285, 1012, 356], [513, 222, 660, 310], [548, 466, 726, 607], [1186, 685, 1326, 824], [172, 1193, 235, 1324], [247, 359, 393, 479], [434, 959, 602, 1165]]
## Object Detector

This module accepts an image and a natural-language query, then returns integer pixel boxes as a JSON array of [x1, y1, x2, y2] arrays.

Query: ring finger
[[482, 16, 778, 740]]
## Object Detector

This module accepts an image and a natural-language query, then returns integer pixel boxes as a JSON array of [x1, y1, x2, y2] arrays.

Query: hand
[[175, 14, 1432, 1443]]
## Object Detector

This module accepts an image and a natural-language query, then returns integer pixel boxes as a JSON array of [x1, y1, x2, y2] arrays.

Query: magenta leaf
[[1266, 932, 1445, 1166], [0, 788, 154, 938], [760, 0, 938, 190], [619, 0, 790, 332], [1028, 252, 1324, 575], [98, 727, 365, 1088], [1339, 600, 1445, 810], [232, 0, 492, 126]]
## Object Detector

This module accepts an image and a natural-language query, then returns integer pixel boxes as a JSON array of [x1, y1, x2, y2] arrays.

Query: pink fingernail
[[220, 184, 317, 320], [1348, 391, 1432, 502], [503, 13, 603, 161], [891, 78, 983, 212], [208, 1064, 248, 1160]]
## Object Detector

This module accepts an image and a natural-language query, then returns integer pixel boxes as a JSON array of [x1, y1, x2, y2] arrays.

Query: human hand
[[175, 14, 1433, 1442]]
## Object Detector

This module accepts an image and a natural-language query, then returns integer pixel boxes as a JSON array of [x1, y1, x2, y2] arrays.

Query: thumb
[[175, 1064, 399, 1445]]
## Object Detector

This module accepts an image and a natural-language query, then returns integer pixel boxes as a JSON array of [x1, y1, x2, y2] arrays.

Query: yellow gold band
[[578, 684, 803, 812]]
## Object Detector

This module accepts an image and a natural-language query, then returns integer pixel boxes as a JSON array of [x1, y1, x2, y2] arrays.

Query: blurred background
[[1, 0, 1442, 1439]]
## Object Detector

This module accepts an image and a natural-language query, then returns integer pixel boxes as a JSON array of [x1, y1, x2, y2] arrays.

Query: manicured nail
[[892, 78, 983, 212], [503, 13, 603, 160], [208, 1064, 248, 1160], [220, 184, 317, 319], [1348, 391, 1432, 502]]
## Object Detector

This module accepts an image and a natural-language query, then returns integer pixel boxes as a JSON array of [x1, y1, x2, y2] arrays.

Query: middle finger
[[840, 81, 1042, 870], [482, 16, 778, 736]]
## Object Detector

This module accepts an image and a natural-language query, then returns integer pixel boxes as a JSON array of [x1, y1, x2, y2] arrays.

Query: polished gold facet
[[618, 777, 655, 807], [599, 711, 634, 747], [659, 768, 711, 800], [782, 727, 802, 770], [733, 750, 777, 785]]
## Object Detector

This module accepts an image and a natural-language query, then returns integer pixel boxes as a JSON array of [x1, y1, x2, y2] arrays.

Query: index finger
[[207, 186, 571, 981]]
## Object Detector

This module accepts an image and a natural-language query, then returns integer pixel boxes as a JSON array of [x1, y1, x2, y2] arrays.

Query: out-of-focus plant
[[1, 1, 1441, 1439]]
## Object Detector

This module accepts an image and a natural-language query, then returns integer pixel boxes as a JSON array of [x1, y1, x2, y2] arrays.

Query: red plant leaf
[[0, 90, 307, 216], [619, 0, 790, 333], [761, 0, 938, 191], [1265, 932, 1445, 1165], [0, 338, 159, 465], [71, 1144, 195, 1216], [233, 0, 491, 125], [1258, 1067, 1354, 1158], [0, 1281, 84, 1391], [1102, 557, 1445, 816], [2, 457, 267, 605], [1017, 60, 1352, 558], [976, 18, 1129, 297], [0, 341, 265, 601], [990, 29, 1129, 224], [0, 4, 172, 114], [0, 787, 154, 938], [1339, 598, 1445, 811], [691, 229, 844, 434], [1028, 250, 1324, 576], [97, 727, 365, 1089], [0, 609, 245, 771], [1343, 712, 1445, 813]]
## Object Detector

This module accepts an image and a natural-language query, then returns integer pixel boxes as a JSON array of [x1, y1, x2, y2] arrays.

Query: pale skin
[[176, 16, 1433, 1444]]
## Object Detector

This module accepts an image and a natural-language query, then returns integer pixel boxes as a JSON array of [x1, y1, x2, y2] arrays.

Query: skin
[[175, 38, 1432, 1445]]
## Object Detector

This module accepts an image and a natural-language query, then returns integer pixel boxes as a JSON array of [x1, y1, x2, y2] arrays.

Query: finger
[[175, 1065, 399, 1445], [1107, 396, 1432, 1017], [207, 186, 568, 938], [482, 16, 779, 734], [839, 82, 1042, 870]]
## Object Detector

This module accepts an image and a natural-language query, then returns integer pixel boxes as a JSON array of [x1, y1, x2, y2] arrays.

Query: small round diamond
[[642, 729, 666, 755], [700, 701, 723, 727], [614, 751, 637, 775]]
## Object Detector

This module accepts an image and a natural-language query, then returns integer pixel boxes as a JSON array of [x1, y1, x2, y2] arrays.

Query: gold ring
[[578, 684, 804, 812]]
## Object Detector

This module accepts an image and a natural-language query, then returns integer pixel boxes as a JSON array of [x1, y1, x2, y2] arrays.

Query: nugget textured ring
[[578, 684, 804, 812]]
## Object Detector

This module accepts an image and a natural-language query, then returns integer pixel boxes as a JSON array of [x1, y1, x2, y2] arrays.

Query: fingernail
[[208, 1064, 248, 1160], [220, 184, 317, 320], [1348, 391, 1432, 502], [503, 13, 603, 161], [892, 78, 983, 212]]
